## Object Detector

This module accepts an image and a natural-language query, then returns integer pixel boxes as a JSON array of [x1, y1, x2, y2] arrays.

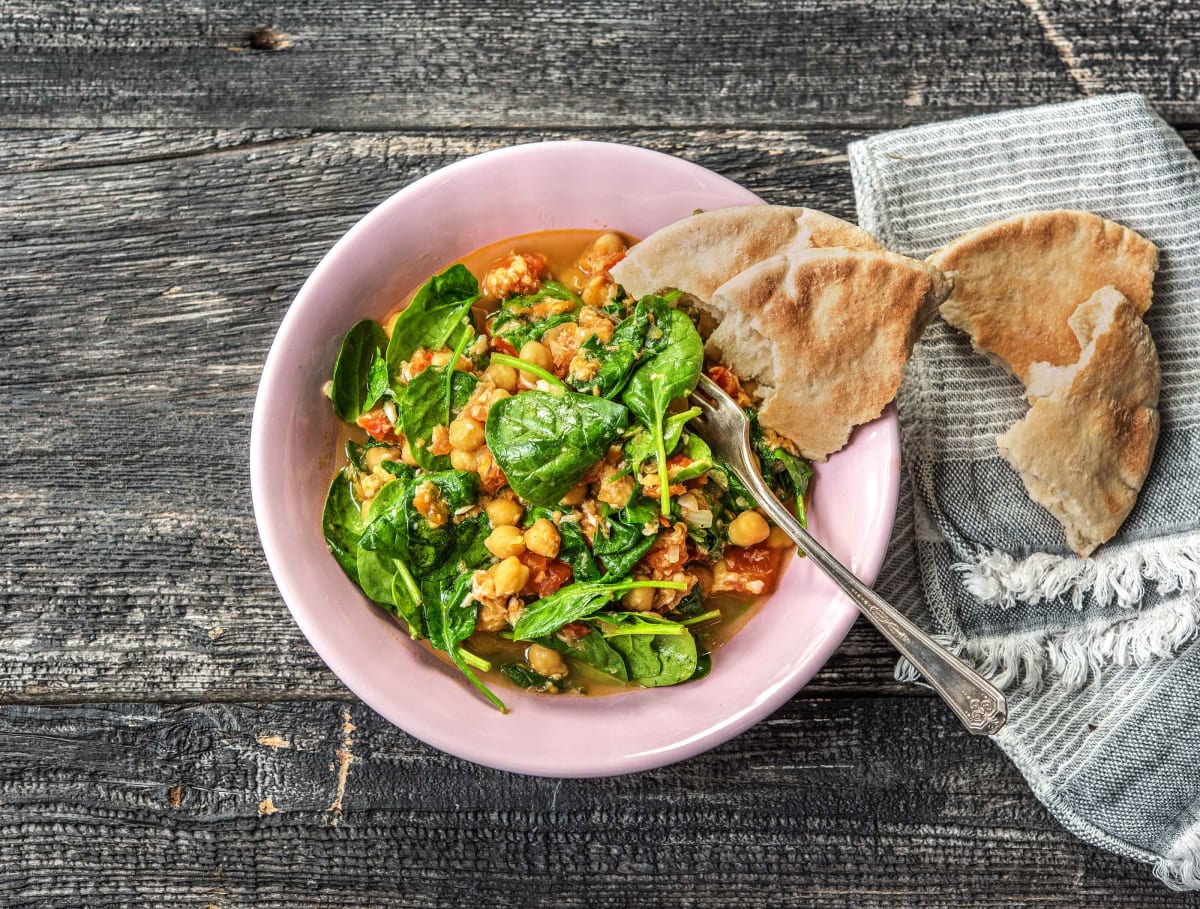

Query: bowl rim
[[251, 140, 900, 776]]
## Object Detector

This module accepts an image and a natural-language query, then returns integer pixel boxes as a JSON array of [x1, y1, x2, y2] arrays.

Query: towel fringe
[[1156, 815, 1200, 891], [953, 534, 1200, 611], [895, 595, 1200, 693]]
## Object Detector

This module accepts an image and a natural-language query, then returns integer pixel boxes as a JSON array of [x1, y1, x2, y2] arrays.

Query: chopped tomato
[[713, 544, 782, 597], [356, 407, 400, 444], [706, 365, 742, 398], [408, 348, 435, 376], [518, 551, 574, 598], [476, 448, 509, 494], [490, 336, 518, 357]]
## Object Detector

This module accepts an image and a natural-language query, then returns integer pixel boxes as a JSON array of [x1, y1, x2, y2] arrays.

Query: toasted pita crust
[[997, 287, 1160, 557], [610, 205, 881, 302], [930, 210, 1158, 382], [706, 248, 951, 459]]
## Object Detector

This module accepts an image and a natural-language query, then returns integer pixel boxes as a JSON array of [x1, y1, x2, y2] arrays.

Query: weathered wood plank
[[0, 697, 1183, 907], [0, 127, 918, 702], [0, 1, 1197, 129]]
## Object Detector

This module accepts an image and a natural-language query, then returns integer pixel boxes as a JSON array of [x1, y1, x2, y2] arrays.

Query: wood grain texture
[[1, 1, 1197, 129], [0, 126, 917, 702], [2, 697, 1189, 908]]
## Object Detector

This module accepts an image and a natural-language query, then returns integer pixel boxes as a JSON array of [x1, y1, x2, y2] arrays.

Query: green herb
[[621, 307, 704, 515], [385, 264, 480, 369], [512, 579, 688, 640], [399, 365, 478, 471], [330, 320, 388, 423], [485, 390, 628, 507]]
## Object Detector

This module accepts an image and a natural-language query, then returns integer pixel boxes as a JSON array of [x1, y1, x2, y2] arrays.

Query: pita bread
[[997, 286, 1160, 557], [929, 210, 1158, 382], [706, 248, 951, 460], [610, 205, 881, 302]]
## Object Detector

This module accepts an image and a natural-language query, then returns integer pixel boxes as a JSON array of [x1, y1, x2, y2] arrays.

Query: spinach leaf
[[534, 626, 629, 682], [566, 298, 651, 398], [556, 519, 602, 583], [621, 307, 704, 515], [485, 390, 628, 507], [749, 412, 813, 527], [605, 614, 699, 687], [672, 431, 716, 483], [426, 573, 506, 712], [400, 365, 478, 471], [512, 578, 687, 640], [500, 664, 563, 693], [359, 470, 479, 571], [332, 476, 424, 636], [365, 352, 390, 411], [330, 320, 388, 423], [488, 281, 579, 349], [591, 499, 658, 578], [625, 406, 700, 472], [386, 264, 479, 369], [321, 469, 364, 582]]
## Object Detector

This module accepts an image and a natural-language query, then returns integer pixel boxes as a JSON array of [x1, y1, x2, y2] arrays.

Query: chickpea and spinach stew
[[321, 230, 813, 711]]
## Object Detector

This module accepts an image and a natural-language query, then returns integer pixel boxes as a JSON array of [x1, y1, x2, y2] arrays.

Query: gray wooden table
[[3, 3, 1199, 906]]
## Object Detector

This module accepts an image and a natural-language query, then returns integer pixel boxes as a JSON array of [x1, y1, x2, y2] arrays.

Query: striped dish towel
[[848, 95, 1200, 889]]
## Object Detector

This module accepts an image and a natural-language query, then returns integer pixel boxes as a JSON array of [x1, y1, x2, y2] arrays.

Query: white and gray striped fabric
[[848, 95, 1200, 889]]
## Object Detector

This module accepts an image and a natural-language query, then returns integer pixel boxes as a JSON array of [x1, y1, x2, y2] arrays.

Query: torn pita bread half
[[929, 210, 1158, 382], [610, 205, 881, 302], [705, 247, 951, 460], [997, 286, 1160, 558]]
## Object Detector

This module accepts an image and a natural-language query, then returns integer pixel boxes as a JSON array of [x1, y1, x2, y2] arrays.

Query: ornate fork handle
[[735, 465, 1007, 736]]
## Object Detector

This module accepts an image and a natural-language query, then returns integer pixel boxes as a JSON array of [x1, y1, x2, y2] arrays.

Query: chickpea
[[400, 438, 419, 467], [527, 643, 568, 680], [450, 448, 478, 472], [559, 484, 588, 506], [766, 526, 793, 549], [430, 349, 453, 367], [622, 586, 655, 613], [519, 340, 553, 373], [484, 361, 518, 393], [524, 518, 561, 558], [486, 497, 524, 527], [492, 556, 530, 596], [486, 524, 527, 559], [728, 510, 770, 548], [449, 416, 485, 451], [363, 445, 400, 472], [486, 388, 511, 406]]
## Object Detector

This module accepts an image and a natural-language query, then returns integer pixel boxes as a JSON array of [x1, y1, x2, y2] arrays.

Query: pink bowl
[[251, 141, 899, 777]]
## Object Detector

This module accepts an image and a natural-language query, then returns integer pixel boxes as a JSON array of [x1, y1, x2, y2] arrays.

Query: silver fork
[[688, 374, 1006, 735]]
